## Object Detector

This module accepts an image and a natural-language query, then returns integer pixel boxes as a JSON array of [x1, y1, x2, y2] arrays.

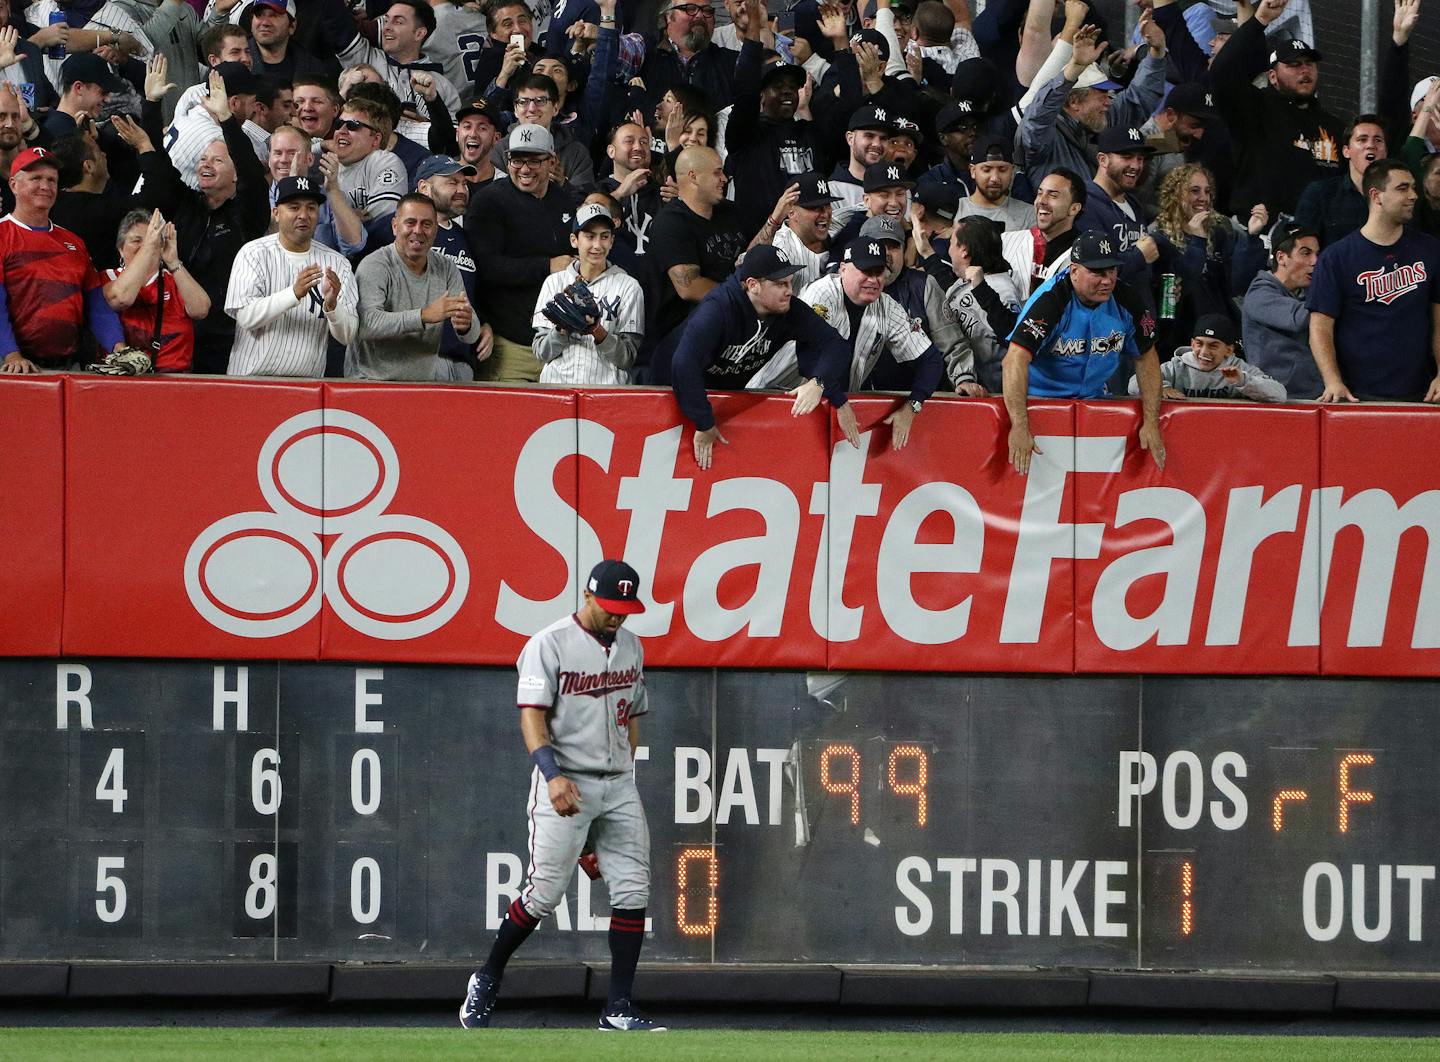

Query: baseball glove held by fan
[[542, 279, 602, 335], [87, 346, 154, 375]]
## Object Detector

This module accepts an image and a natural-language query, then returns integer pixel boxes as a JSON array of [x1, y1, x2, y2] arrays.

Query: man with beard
[[1003, 230, 1165, 475], [1209, 0, 1342, 216], [416, 154, 493, 378], [454, 102, 502, 184], [246, 0, 329, 83], [771, 172, 837, 288], [955, 134, 1036, 233], [1018, 20, 1166, 189], [1243, 222, 1321, 399], [964, 167, 1087, 358], [114, 77, 270, 374], [1076, 126, 1158, 290], [640, 0, 739, 114], [1308, 159, 1440, 403], [464, 124, 577, 382], [349, 192, 483, 381], [599, 121, 661, 272], [1136, 81, 1221, 214], [670, 243, 858, 469], [226, 174, 358, 377], [292, 76, 341, 150], [266, 124, 365, 257], [828, 103, 893, 229], [0, 147, 126, 374], [1294, 116, 1388, 248], [917, 99, 980, 198]]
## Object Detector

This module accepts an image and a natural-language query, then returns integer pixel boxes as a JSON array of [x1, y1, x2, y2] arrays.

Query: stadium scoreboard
[[0, 660, 1435, 971]]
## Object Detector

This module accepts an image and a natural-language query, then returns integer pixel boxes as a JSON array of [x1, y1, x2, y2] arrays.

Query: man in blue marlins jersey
[[1001, 229, 1166, 475]]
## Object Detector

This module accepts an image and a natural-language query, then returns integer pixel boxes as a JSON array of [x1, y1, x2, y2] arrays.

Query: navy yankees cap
[[935, 99, 981, 136], [1164, 82, 1219, 123], [794, 172, 840, 208], [1270, 38, 1321, 66], [738, 244, 804, 282], [848, 102, 897, 133], [862, 160, 915, 192], [969, 133, 1013, 166], [889, 117, 923, 146], [1193, 313, 1238, 346], [59, 52, 128, 95], [913, 182, 960, 222], [843, 238, 887, 272], [415, 155, 477, 183], [1071, 229, 1123, 270], [274, 174, 326, 205], [1096, 125, 1155, 155], [588, 559, 645, 614], [848, 29, 890, 64]]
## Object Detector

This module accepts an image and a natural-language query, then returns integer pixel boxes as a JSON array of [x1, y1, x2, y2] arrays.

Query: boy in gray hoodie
[[1130, 314, 1285, 402], [1241, 222, 1321, 398]]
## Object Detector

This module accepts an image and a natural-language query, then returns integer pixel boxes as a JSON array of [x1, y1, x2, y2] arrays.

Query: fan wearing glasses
[[464, 123, 582, 383], [486, 74, 596, 191], [332, 98, 408, 222], [639, 0, 736, 114]]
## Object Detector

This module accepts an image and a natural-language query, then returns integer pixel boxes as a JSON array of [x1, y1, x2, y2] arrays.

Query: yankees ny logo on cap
[[295, 177, 310, 191], [1099, 238, 1113, 254], [1127, 128, 1141, 142], [868, 242, 881, 256], [956, 100, 972, 112], [874, 107, 886, 121], [521, 128, 534, 142], [887, 166, 900, 181]]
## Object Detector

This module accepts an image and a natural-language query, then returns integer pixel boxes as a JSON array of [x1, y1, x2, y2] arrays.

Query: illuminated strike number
[[1180, 861, 1193, 937], [675, 848, 718, 937], [820, 744, 930, 827]]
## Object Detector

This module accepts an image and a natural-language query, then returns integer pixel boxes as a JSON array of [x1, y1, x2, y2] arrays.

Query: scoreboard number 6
[[251, 748, 282, 815]]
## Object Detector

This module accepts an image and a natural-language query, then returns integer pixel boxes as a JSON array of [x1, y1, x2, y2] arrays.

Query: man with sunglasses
[[464, 123, 579, 382], [640, 0, 738, 113], [334, 98, 408, 221]]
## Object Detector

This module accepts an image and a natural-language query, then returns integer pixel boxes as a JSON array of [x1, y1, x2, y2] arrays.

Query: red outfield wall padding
[[1, 377, 64, 656], [39, 377, 1440, 674], [1318, 406, 1440, 677], [64, 376, 326, 660], [826, 398, 1078, 673], [577, 389, 831, 670], [1073, 402, 1323, 675], [318, 384, 577, 665]]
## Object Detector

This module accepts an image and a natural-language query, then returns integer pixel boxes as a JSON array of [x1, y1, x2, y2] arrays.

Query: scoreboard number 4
[[95, 748, 128, 813]]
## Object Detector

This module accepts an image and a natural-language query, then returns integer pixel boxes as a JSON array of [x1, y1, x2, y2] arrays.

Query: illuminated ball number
[[887, 745, 928, 826], [675, 848, 718, 937], [820, 745, 860, 825]]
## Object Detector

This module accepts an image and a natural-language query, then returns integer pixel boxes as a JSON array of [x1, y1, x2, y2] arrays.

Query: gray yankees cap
[[859, 214, 904, 245], [507, 123, 554, 155]]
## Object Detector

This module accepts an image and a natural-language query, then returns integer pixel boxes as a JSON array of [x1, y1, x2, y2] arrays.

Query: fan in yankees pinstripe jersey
[[532, 202, 644, 385], [798, 238, 944, 450]]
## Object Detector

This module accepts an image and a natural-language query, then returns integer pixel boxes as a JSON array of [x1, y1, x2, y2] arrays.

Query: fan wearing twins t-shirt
[[1307, 158, 1440, 403]]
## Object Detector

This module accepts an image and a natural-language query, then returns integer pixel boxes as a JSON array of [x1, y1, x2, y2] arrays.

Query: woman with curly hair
[[1148, 163, 1268, 356]]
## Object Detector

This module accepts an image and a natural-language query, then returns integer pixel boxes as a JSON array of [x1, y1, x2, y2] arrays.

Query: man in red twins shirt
[[0, 147, 126, 373]]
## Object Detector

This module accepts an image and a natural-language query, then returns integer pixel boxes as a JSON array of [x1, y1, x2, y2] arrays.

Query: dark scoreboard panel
[[0, 660, 1436, 971]]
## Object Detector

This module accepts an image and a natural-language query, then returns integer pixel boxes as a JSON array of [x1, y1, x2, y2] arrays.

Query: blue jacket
[[1076, 181, 1155, 291], [1007, 269, 1155, 398], [672, 275, 852, 431]]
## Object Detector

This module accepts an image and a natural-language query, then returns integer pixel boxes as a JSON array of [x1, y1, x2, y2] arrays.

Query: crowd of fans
[[0, 0, 1435, 462]]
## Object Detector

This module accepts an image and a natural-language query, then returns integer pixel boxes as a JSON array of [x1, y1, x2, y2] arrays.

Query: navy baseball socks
[[599, 908, 667, 1032], [460, 898, 539, 1028]]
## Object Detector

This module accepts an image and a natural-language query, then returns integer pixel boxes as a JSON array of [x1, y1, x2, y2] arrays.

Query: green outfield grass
[[3, 1029, 1440, 1062]]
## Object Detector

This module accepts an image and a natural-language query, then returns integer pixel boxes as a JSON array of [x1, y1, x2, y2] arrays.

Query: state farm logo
[[184, 410, 469, 640]]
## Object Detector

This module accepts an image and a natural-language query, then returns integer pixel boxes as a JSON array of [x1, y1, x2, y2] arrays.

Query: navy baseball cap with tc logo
[[588, 559, 645, 614]]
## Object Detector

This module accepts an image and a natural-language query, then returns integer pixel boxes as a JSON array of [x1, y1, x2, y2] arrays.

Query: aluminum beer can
[[48, 10, 67, 60], [1160, 272, 1178, 320]]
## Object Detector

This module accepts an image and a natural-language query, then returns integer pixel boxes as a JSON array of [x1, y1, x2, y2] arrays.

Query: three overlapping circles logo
[[184, 410, 469, 640]]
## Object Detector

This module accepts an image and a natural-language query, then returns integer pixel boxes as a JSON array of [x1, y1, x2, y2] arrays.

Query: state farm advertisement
[[22, 376, 1439, 675]]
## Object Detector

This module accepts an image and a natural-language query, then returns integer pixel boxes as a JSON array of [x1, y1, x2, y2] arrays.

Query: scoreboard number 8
[[246, 853, 277, 920]]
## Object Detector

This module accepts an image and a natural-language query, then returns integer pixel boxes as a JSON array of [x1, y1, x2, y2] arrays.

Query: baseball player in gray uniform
[[460, 559, 664, 1033]]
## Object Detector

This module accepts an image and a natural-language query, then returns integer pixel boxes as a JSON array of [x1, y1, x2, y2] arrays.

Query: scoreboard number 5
[[95, 856, 127, 923]]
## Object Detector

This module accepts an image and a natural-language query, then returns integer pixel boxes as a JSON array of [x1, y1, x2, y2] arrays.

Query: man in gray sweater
[[1241, 222, 1322, 399], [349, 192, 486, 381]]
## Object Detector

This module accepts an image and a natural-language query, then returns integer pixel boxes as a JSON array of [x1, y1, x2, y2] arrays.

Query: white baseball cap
[[1074, 64, 1122, 92], [1413, 75, 1440, 111]]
